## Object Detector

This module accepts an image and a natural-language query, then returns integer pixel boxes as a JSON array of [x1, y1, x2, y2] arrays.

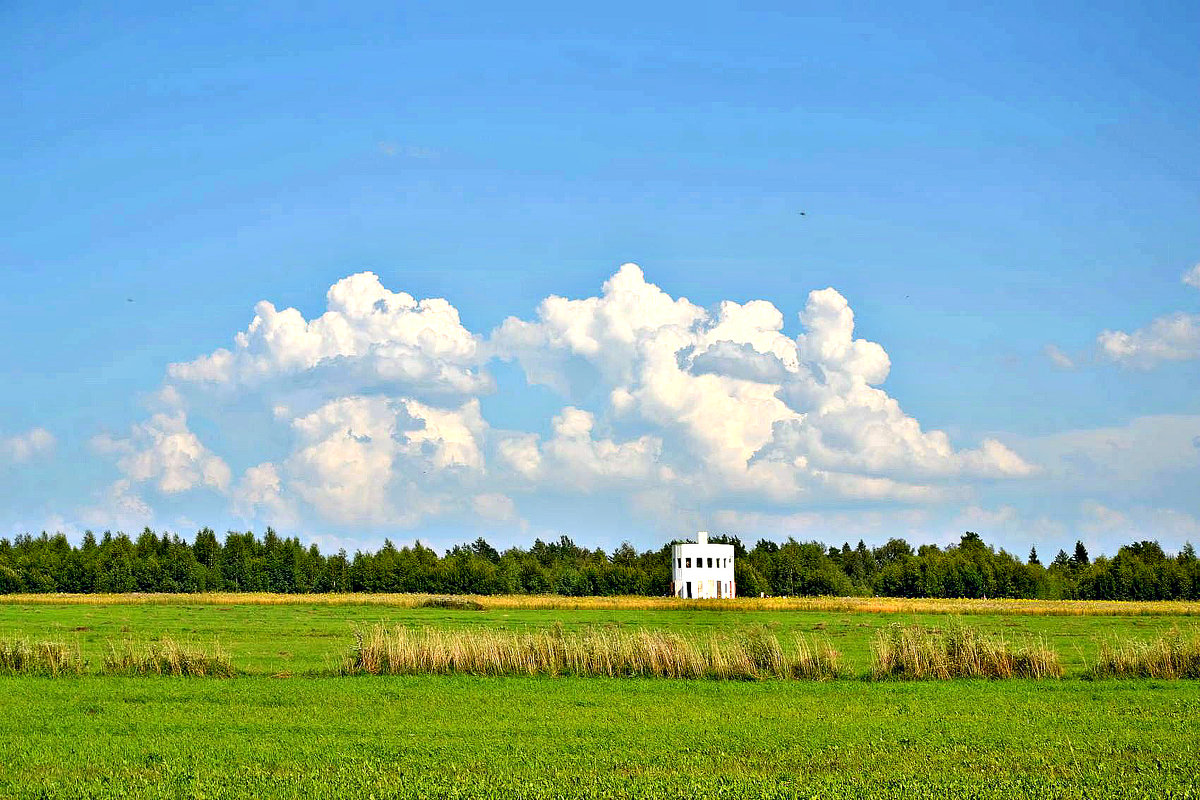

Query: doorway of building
[[686, 581, 692, 599]]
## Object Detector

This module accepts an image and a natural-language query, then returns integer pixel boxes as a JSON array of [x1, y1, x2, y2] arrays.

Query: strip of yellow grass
[[103, 636, 235, 677], [0, 638, 86, 676], [1, 593, 1197, 616], [1090, 627, 1200, 679], [871, 623, 1062, 680], [342, 624, 842, 680]]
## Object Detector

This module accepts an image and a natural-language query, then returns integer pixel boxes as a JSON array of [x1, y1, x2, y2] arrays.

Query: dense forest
[[1, 528, 1197, 601]]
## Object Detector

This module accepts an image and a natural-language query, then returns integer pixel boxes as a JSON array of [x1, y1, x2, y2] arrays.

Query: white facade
[[671, 531, 735, 599]]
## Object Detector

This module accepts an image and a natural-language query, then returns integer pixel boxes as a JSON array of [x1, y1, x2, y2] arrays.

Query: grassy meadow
[[3, 677, 1198, 799], [0, 594, 1198, 798], [0, 593, 1195, 674]]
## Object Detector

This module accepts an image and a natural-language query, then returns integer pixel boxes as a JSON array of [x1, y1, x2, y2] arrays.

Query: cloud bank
[[85, 264, 1045, 540]]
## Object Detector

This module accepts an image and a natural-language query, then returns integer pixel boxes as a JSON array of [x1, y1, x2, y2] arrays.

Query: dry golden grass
[[103, 636, 235, 677], [2, 592, 1198, 616], [1090, 627, 1200, 679], [0, 638, 86, 676], [342, 624, 842, 680], [871, 623, 1062, 680]]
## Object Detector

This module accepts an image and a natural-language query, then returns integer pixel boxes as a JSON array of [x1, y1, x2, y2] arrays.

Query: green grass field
[[0, 595, 1192, 674], [1, 596, 1198, 798], [3, 677, 1198, 799]]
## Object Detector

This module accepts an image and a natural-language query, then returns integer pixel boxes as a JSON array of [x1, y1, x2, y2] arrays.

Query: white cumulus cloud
[[1002, 415, 1200, 491], [285, 396, 418, 525], [93, 263, 1053, 540], [513, 406, 670, 492], [1080, 501, 1200, 542], [712, 507, 934, 542], [1095, 262, 1200, 369], [282, 395, 487, 526], [1043, 344, 1076, 370], [495, 263, 1034, 506], [1098, 312, 1200, 368], [1, 428, 56, 464], [471, 493, 519, 522], [1184, 263, 1200, 290], [81, 479, 154, 531], [232, 462, 296, 524], [169, 271, 491, 397], [93, 412, 230, 495]]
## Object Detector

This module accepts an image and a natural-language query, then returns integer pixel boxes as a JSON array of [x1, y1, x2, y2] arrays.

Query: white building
[[671, 531, 735, 599]]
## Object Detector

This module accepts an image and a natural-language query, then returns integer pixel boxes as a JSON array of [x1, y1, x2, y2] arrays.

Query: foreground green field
[[2, 676, 1197, 799], [2, 596, 1198, 798], [0, 594, 1195, 674]]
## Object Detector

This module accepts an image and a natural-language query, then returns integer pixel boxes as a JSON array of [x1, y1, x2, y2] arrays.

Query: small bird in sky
[[798, 211, 807, 216], [126, 298, 134, 303]]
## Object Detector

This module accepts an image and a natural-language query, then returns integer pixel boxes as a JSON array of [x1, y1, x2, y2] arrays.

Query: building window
[[685, 558, 691, 568], [707, 558, 713, 568], [677, 557, 681, 568]]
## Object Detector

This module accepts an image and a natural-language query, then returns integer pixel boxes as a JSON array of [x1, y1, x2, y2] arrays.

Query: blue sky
[[2, 1, 1198, 557]]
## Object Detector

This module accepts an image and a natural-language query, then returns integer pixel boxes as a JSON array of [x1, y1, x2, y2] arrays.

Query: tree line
[[1, 527, 1198, 601]]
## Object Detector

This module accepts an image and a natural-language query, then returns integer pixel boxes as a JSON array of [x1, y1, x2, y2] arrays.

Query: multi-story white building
[[671, 531, 735, 599]]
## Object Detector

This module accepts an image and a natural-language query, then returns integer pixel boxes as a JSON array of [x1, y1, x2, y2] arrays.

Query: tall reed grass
[[342, 624, 842, 680], [0, 638, 86, 676], [1089, 627, 1200, 679], [871, 623, 1062, 680], [103, 637, 235, 677]]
